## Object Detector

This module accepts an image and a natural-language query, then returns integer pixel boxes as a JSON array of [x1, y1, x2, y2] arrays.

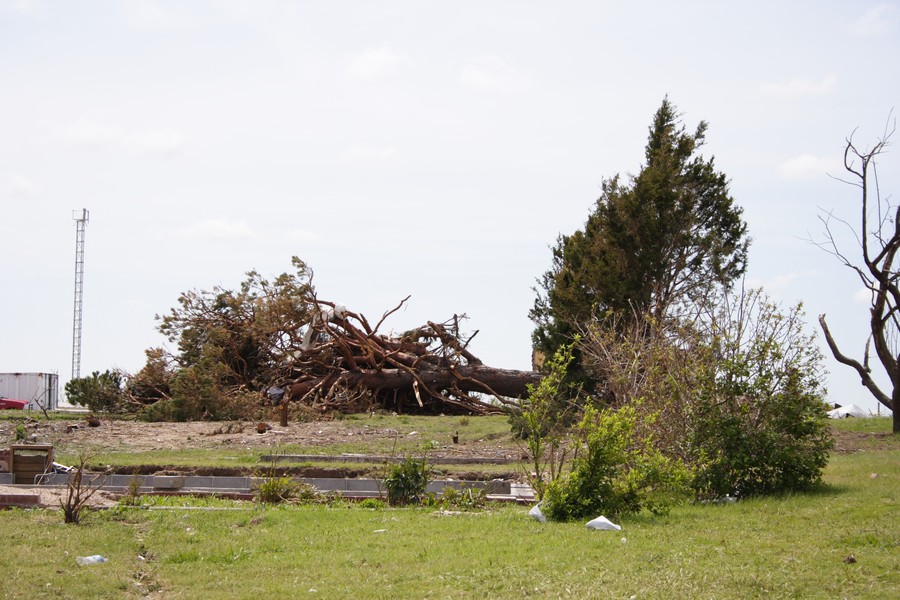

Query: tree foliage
[[578, 288, 832, 499], [65, 370, 125, 413], [158, 257, 314, 391], [531, 98, 748, 366], [817, 116, 899, 433], [135, 257, 314, 419], [690, 289, 832, 497]]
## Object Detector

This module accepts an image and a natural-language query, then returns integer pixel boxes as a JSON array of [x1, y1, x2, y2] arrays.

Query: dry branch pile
[[283, 298, 541, 415]]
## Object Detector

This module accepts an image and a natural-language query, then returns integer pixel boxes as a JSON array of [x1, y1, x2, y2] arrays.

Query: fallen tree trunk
[[287, 365, 541, 414]]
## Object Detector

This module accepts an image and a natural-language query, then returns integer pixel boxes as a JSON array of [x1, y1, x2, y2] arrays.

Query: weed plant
[[384, 456, 430, 506]]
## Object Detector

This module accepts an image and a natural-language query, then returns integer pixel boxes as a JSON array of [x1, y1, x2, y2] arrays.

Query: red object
[[0, 397, 28, 409]]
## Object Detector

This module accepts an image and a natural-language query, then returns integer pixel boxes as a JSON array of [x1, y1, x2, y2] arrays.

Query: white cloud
[[777, 154, 842, 180], [0, 0, 46, 17], [763, 273, 797, 292], [124, 0, 196, 31], [853, 287, 875, 304], [125, 127, 187, 156], [743, 274, 797, 299], [59, 119, 186, 156], [346, 46, 409, 81], [341, 144, 395, 162], [175, 219, 257, 241], [760, 75, 837, 98], [851, 3, 897, 36], [1, 173, 41, 198], [459, 55, 528, 93], [286, 228, 324, 244], [61, 119, 121, 148]]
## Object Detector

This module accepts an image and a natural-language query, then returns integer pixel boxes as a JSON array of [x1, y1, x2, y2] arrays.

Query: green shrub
[[384, 456, 430, 506], [690, 293, 833, 498], [691, 378, 832, 498], [437, 485, 488, 510], [254, 475, 300, 504], [542, 406, 689, 521], [513, 341, 585, 497], [65, 370, 127, 413]]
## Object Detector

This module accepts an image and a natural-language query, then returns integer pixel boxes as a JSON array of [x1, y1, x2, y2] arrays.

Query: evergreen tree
[[531, 98, 749, 365]]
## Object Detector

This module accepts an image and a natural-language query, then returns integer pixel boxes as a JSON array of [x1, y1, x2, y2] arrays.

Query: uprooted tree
[[283, 300, 540, 414], [817, 115, 899, 433], [121, 257, 540, 419]]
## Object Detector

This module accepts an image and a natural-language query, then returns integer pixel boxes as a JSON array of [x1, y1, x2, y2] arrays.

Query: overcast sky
[[1, 1, 898, 414]]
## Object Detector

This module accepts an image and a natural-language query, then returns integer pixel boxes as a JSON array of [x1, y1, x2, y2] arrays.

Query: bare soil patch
[[830, 428, 898, 454], [1, 416, 523, 479]]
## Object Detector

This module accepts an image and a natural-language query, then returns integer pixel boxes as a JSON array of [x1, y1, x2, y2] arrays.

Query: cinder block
[[152, 476, 184, 489]]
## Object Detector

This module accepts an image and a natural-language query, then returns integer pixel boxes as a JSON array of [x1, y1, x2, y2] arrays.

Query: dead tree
[[282, 298, 541, 415], [818, 114, 899, 433]]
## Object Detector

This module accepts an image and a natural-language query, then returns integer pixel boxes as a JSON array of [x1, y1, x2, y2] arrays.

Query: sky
[[1, 0, 898, 415]]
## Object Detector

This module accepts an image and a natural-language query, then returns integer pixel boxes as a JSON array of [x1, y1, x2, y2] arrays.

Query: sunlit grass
[[830, 415, 894, 433], [1, 449, 896, 598]]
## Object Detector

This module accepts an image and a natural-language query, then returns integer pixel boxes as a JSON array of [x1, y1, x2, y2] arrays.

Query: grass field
[[1, 418, 897, 598]]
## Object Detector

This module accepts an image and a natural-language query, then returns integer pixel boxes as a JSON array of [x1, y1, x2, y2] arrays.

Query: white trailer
[[0, 372, 59, 411]]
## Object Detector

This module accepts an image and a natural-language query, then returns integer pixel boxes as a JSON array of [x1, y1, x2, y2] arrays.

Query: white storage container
[[0, 372, 59, 410]]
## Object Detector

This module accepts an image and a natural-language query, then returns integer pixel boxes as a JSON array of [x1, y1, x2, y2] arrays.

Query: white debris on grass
[[528, 502, 546, 523], [586, 515, 621, 531]]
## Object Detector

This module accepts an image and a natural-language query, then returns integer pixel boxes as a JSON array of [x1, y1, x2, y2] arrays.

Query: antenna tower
[[71, 208, 89, 380]]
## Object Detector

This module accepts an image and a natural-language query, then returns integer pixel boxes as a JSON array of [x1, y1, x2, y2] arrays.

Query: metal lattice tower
[[71, 208, 89, 380]]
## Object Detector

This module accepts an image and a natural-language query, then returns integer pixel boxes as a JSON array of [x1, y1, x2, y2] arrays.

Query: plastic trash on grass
[[528, 502, 546, 523], [586, 516, 621, 531], [76, 555, 108, 566]]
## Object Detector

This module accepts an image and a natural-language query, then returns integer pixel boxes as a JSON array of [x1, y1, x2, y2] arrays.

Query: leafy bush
[[384, 456, 430, 506], [688, 291, 832, 498], [513, 341, 585, 497], [65, 370, 127, 413], [358, 498, 385, 509], [542, 406, 689, 521], [437, 486, 488, 510], [579, 288, 833, 501]]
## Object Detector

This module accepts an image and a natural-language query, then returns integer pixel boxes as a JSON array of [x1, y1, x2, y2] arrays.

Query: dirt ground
[[0, 483, 119, 509], [0, 416, 523, 463], [829, 426, 897, 454], [3, 416, 893, 459]]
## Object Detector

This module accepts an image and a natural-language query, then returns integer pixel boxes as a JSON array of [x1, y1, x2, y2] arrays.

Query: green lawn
[[1, 441, 896, 598]]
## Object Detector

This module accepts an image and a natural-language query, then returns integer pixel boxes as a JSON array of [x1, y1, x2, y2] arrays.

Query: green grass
[[1, 449, 896, 598], [830, 415, 894, 433], [0, 410, 78, 422]]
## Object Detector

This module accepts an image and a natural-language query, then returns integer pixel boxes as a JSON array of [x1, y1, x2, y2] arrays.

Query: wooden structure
[[9, 444, 54, 484]]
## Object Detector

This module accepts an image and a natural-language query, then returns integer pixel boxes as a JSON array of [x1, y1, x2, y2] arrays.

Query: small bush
[[542, 406, 689, 521], [120, 475, 144, 506], [65, 370, 127, 413], [514, 341, 584, 497], [690, 292, 833, 498], [438, 486, 488, 510], [254, 475, 300, 504], [384, 456, 430, 506]]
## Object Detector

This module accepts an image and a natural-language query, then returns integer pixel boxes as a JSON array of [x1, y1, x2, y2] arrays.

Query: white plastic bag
[[528, 502, 546, 523], [585, 515, 621, 531]]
